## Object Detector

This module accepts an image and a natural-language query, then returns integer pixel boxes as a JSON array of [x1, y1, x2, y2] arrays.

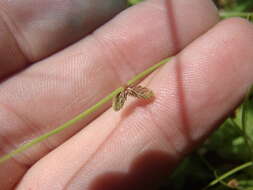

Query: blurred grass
[[128, 0, 253, 189]]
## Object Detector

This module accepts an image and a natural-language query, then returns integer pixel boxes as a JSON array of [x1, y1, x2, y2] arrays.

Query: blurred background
[[213, 0, 253, 11], [127, 1, 253, 190]]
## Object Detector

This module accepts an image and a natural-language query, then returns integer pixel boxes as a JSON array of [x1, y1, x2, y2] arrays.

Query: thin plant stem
[[219, 11, 253, 20], [205, 161, 253, 189], [213, 171, 229, 188], [199, 153, 233, 189], [241, 87, 253, 160], [0, 58, 170, 164], [214, 171, 243, 190]]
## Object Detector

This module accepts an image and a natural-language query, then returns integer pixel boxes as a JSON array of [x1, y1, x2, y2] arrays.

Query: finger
[[17, 18, 253, 190], [0, 0, 127, 79], [0, 0, 218, 189]]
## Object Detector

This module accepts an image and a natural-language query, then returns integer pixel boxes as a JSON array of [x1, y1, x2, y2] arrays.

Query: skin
[[0, 0, 253, 189]]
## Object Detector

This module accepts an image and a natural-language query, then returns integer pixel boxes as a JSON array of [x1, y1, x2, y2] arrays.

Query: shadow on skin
[[164, 0, 193, 146], [88, 150, 177, 190]]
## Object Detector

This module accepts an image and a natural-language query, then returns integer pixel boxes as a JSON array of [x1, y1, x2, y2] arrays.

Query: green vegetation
[[166, 88, 253, 190], [128, 0, 253, 189]]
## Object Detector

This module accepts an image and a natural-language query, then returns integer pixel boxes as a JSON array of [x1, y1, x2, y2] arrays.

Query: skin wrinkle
[[0, 5, 33, 62], [0, 101, 39, 145], [148, 102, 185, 157], [62, 117, 122, 189], [139, 103, 181, 157], [0, 133, 30, 169], [0, 101, 54, 166]]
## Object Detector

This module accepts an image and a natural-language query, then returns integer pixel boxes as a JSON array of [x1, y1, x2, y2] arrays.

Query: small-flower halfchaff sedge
[[112, 84, 154, 111]]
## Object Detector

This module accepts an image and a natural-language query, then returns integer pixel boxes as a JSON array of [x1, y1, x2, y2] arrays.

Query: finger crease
[[0, 5, 34, 62], [0, 102, 53, 165], [63, 118, 124, 189]]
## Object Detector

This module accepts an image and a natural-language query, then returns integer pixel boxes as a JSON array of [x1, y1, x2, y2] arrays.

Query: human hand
[[1, 0, 253, 189]]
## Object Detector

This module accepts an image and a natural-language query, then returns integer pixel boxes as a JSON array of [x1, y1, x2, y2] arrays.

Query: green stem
[[199, 154, 238, 189], [241, 94, 253, 160], [206, 161, 253, 189], [219, 11, 253, 19], [0, 58, 169, 164]]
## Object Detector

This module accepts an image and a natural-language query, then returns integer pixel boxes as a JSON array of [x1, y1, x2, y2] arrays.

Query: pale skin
[[1, 0, 253, 189]]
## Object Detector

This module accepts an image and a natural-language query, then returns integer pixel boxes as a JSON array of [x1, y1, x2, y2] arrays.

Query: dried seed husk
[[128, 85, 154, 99], [112, 89, 128, 111], [112, 84, 154, 111]]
